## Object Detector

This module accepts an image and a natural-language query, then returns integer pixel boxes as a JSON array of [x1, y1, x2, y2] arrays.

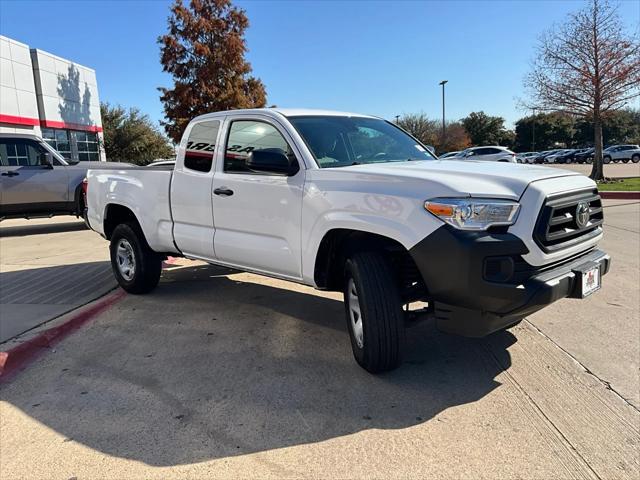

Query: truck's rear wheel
[[109, 223, 162, 294], [343, 251, 405, 373]]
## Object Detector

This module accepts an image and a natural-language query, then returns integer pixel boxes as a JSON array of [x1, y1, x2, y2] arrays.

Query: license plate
[[581, 266, 601, 297]]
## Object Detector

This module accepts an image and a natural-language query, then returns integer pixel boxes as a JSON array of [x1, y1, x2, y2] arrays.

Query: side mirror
[[247, 148, 299, 176], [40, 152, 54, 169]]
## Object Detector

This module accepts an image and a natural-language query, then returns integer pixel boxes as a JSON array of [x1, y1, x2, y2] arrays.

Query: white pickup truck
[[86, 108, 610, 373]]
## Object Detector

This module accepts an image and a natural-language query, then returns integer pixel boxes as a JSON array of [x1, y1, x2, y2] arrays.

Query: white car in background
[[544, 149, 573, 164], [455, 146, 517, 163], [516, 152, 538, 164], [438, 151, 460, 159], [603, 145, 640, 164]]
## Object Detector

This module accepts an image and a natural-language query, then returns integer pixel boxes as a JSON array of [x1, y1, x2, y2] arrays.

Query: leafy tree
[[158, 0, 267, 142], [397, 113, 439, 147], [101, 103, 175, 165], [397, 114, 471, 154], [461, 111, 509, 146], [574, 109, 640, 146], [514, 112, 576, 151], [499, 129, 517, 150], [439, 121, 472, 153], [524, 0, 640, 179]]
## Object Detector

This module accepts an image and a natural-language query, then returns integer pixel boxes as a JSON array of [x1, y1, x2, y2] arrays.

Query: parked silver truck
[[0, 133, 124, 221]]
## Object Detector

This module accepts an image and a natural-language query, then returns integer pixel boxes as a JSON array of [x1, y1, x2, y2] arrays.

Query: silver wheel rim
[[116, 239, 136, 281], [347, 278, 364, 348]]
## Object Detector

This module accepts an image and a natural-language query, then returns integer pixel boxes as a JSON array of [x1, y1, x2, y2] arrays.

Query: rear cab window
[[183, 120, 220, 173]]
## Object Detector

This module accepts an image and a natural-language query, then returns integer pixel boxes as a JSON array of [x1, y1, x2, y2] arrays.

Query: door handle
[[214, 187, 234, 196], [1, 171, 19, 177]]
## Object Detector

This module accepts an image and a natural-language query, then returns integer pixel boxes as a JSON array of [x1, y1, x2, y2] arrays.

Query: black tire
[[603, 156, 611, 164], [632, 154, 640, 164], [109, 223, 162, 294], [343, 251, 405, 373]]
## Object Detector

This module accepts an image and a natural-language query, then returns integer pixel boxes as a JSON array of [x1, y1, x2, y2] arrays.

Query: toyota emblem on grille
[[575, 201, 590, 228]]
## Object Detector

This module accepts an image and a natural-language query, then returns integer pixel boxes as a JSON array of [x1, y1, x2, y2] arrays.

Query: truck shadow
[[1, 263, 516, 467]]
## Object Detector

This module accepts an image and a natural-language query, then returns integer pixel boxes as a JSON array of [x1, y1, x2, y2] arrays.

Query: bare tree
[[525, 0, 640, 180]]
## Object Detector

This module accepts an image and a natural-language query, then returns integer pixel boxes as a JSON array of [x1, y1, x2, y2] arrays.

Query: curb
[[0, 289, 126, 381], [600, 191, 640, 200]]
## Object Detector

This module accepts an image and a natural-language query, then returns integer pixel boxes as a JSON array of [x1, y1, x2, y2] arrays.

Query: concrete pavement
[[0, 263, 638, 479], [0, 217, 115, 343], [528, 199, 640, 409]]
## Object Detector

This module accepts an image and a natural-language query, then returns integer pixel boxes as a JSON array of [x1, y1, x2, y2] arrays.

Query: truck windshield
[[288, 116, 436, 168]]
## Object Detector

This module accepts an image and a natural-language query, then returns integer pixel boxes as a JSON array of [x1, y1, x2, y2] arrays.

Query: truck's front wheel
[[110, 223, 162, 294], [344, 251, 405, 373]]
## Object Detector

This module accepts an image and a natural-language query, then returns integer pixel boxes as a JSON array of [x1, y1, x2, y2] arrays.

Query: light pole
[[531, 108, 536, 151], [395, 115, 400, 124], [439, 80, 448, 142]]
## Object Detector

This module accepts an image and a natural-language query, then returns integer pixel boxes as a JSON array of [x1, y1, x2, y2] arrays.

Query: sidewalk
[[0, 217, 115, 343]]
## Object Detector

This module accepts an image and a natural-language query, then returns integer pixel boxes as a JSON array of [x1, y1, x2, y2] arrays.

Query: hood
[[338, 159, 584, 199]]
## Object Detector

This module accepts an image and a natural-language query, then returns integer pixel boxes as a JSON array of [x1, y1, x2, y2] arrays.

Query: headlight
[[424, 198, 520, 230]]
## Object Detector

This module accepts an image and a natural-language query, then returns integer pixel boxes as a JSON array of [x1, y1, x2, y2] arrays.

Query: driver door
[[212, 117, 305, 279]]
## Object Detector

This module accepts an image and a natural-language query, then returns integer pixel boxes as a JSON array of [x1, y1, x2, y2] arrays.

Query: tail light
[[82, 178, 88, 197]]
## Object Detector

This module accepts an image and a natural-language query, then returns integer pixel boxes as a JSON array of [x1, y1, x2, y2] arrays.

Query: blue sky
[[1, 0, 638, 128]]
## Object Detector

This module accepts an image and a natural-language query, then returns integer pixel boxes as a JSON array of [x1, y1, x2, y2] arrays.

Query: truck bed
[[85, 167, 179, 254]]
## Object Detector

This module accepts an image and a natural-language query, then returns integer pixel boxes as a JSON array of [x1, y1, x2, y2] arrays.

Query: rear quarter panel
[[86, 168, 178, 253]]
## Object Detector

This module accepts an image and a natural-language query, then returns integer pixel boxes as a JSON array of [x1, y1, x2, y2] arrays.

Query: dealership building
[[0, 35, 105, 161]]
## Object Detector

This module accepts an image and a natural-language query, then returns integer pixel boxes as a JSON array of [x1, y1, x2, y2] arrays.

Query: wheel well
[[103, 204, 139, 240], [73, 183, 84, 216], [314, 229, 425, 301]]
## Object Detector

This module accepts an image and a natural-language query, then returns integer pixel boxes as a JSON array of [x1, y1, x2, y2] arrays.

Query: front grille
[[534, 188, 603, 252]]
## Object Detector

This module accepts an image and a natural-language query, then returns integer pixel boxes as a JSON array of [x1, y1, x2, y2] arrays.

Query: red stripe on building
[[40, 120, 103, 133], [0, 114, 103, 133], [0, 114, 40, 126]]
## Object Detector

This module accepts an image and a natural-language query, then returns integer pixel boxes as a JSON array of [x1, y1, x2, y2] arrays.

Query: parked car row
[[513, 145, 640, 165]]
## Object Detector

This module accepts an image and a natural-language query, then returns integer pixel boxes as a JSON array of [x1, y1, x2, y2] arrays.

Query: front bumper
[[409, 226, 610, 337]]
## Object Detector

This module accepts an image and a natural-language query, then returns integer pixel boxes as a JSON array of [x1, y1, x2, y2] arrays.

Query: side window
[[0, 139, 46, 167], [224, 120, 294, 173], [184, 120, 220, 173]]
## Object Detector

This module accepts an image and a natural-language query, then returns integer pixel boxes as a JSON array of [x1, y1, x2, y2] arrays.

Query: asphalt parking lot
[[542, 161, 640, 178], [0, 200, 638, 479]]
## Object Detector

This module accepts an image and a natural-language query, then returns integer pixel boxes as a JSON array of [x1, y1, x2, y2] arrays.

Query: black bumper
[[409, 226, 610, 337]]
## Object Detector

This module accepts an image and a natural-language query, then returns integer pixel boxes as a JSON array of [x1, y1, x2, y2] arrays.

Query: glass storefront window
[[76, 131, 99, 161], [42, 128, 72, 160], [41, 128, 99, 162]]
